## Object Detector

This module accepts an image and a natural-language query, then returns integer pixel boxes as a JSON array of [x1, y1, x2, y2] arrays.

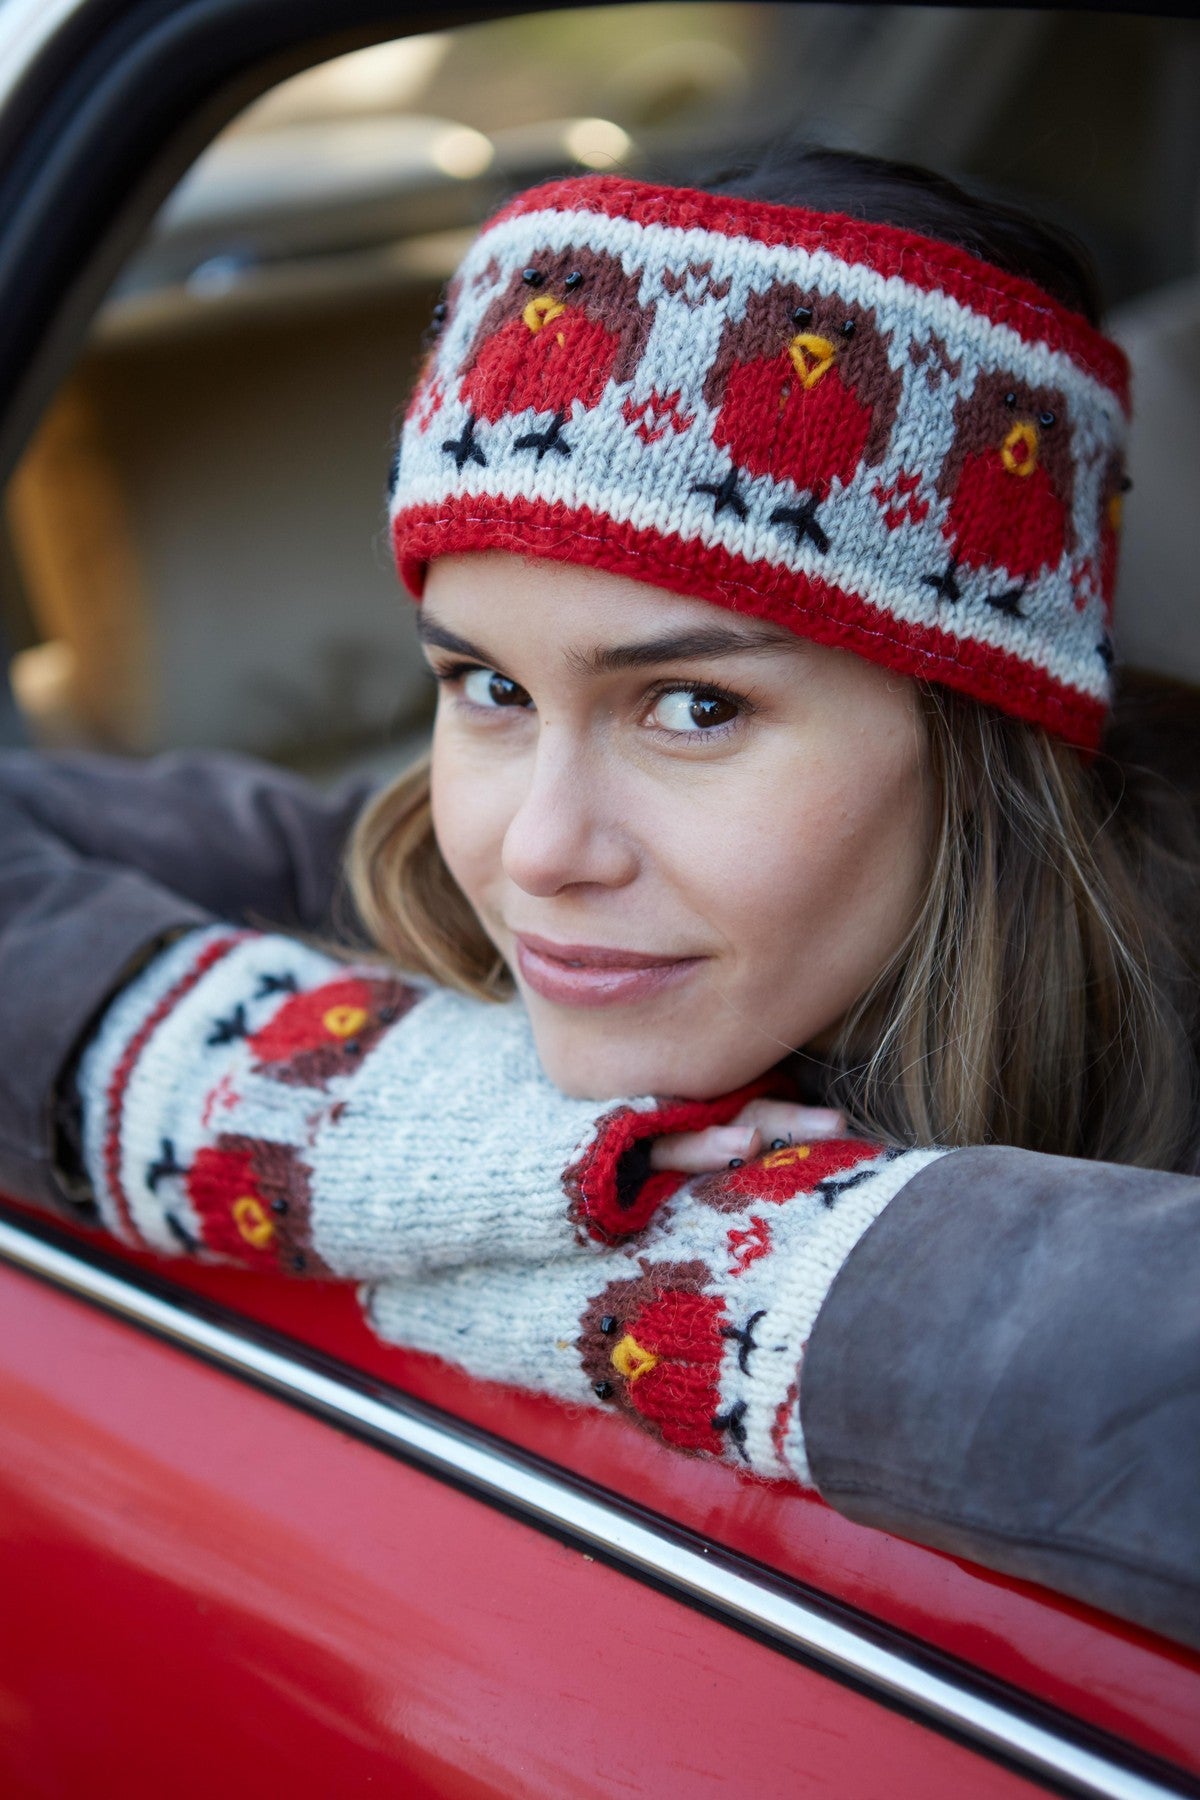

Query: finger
[[649, 1123, 763, 1173], [732, 1099, 847, 1143]]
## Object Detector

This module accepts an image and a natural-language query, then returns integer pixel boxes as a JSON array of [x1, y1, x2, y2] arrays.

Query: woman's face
[[422, 553, 934, 1100]]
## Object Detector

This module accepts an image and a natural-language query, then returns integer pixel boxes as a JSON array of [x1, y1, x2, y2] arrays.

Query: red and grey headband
[[389, 175, 1130, 748]]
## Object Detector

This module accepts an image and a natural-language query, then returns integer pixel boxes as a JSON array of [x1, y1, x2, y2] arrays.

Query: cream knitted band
[[389, 175, 1130, 748]]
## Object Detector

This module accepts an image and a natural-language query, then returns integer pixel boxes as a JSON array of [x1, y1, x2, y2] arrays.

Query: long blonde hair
[[346, 675, 1200, 1173]]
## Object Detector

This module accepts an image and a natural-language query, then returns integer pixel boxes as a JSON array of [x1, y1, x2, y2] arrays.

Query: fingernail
[[711, 1126, 758, 1157], [800, 1108, 845, 1136]]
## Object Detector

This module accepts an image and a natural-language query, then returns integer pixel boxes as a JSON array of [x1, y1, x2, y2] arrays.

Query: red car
[[1, 3, 1199, 1795]]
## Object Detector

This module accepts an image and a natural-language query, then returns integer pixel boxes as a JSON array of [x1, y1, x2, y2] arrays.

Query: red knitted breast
[[462, 312, 624, 422], [623, 1288, 727, 1455], [714, 356, 873, 490], [947, 449, 1067, 580]]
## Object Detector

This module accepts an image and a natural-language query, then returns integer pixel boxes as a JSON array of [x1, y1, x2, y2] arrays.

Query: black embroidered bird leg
[[514, 410, 571, 461], [983, 580, 1026, 619], [921, 554, 962, 603], [207, 1004, 248, 1047], [771, 496, 830, 553], [255, 972, 299, 999], [712, 1399, 750, 1461], [163, 1211, 200, 1252], [691, 468, 748, 519], [720, 1309, 766, 1375], [146, 1138, 187, 1192], [442, 412, 487, 471]]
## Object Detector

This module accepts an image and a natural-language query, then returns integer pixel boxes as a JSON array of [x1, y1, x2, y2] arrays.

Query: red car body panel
[[2, 1253, 1056, 1800], [3, 1195, 1200, 1795]]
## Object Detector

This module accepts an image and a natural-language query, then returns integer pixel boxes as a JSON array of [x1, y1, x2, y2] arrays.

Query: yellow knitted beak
[[611, 1333, 659, 1382], [233, 1196, 275, 1249], [523, 294, 568, 333], [1106, 492, 1124, 532], [1001, 420, 1040, 477], [323, 1004, 369, 1039], [788, 333, 837, 388]]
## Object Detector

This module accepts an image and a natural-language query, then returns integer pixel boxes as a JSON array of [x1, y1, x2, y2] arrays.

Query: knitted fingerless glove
[[365, 1135, 946, 1486], [77, 926, 768, 1278]]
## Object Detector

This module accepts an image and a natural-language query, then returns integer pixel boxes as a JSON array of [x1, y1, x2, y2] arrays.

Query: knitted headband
[[389, 176, 1131, 748]]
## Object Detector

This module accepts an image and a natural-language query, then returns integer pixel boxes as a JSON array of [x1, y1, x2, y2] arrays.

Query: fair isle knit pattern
[[81, 927, 658, 1277], [78, 926, 794, 1275], [366, 1140, 943, 1486], [77, 925, 945, 1485], [389, 177, 1131, 749]]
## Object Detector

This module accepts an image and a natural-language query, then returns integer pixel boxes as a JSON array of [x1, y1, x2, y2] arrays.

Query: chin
[[530, 1024, 767, 1103]]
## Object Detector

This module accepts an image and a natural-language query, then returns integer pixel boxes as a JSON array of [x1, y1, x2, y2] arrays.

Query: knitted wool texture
[[78, 926, 943, 1483], [389, 176, 1131, 749], [366, 1139, 940, 1485]]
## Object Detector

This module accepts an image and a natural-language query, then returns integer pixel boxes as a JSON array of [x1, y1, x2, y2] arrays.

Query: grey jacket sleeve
[[0, 750, 372, 1208], [803, 1145, 1200, 1651]]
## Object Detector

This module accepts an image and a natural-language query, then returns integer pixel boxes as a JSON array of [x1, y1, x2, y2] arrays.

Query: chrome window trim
[[0, 1213, 1192, 1800]]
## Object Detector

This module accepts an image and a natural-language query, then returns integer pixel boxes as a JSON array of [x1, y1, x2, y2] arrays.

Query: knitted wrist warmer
[[77, 927, 770, 1278], [366, 1137, 946, 1486]]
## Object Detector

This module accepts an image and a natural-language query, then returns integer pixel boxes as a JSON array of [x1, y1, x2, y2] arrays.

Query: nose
[[501, 730, 637, 898]]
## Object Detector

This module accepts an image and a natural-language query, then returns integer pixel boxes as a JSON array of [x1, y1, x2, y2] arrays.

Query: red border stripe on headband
[[491, 177, 1129, 407]]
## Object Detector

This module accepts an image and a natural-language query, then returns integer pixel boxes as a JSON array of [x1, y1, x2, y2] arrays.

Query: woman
[[2, 148, 1198, 1646]]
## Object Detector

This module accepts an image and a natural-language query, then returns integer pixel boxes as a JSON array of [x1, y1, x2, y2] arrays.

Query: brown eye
[[564, 270, 584, 290], [462, 668, 532, 709], [650, 688, 740, 733], [522, 267, 544, 286]]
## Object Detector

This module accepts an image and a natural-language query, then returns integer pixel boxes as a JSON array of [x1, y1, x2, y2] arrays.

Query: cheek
[[428, 721, 509, 913], [700, 735, 932, 1029]]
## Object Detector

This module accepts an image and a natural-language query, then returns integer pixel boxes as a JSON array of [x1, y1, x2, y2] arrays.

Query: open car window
[[2, 7, 1200, 1795]]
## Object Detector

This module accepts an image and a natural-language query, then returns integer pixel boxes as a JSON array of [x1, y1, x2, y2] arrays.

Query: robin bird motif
[[247, 974, 419, 1089], [453, 247, 655, 462], [185, 1133, 329, 1274], [926, 372, 1076, 608], [690, 1137, 884, 1214], [698, 282, 902, 547], [578, 1260, 730, 1455]]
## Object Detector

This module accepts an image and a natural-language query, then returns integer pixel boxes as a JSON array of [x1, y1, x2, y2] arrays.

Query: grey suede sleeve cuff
[[0, 857, 208, 1209], [0, 750, 374, 1209], [802, 1145, 1200, 1650]]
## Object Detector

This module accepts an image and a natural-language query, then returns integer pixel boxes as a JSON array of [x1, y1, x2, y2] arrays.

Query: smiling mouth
[[513, 934, 704, 1008]]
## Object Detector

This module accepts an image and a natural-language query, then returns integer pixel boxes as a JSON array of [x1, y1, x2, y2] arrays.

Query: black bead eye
[[522, 267, 544, 286], [840, 318, 856, 338], [1120, 474, 1133, 493], [594, 1380, 614, 1400], [599, 1315, 617, 1334], [431, 300, 447, 326], [563, 270, 584, 290], [791, 305, 813, 326], [1004, 391, 1018, 408], [1039, 409, 1056, 429]]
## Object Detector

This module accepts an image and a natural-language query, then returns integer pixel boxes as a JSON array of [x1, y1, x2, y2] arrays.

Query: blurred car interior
[[2, 3, 1197, 782]]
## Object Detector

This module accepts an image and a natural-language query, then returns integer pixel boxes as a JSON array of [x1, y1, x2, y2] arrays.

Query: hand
[[648, 1098, 847, 1174], [367, 1132, 944, 1485]]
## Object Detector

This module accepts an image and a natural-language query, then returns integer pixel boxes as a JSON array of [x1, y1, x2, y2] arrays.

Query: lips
[[513, 933, 703, 1009]]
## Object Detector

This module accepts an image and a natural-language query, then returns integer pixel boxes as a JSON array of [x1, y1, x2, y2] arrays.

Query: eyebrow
[[417, 613, 794, 672]]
